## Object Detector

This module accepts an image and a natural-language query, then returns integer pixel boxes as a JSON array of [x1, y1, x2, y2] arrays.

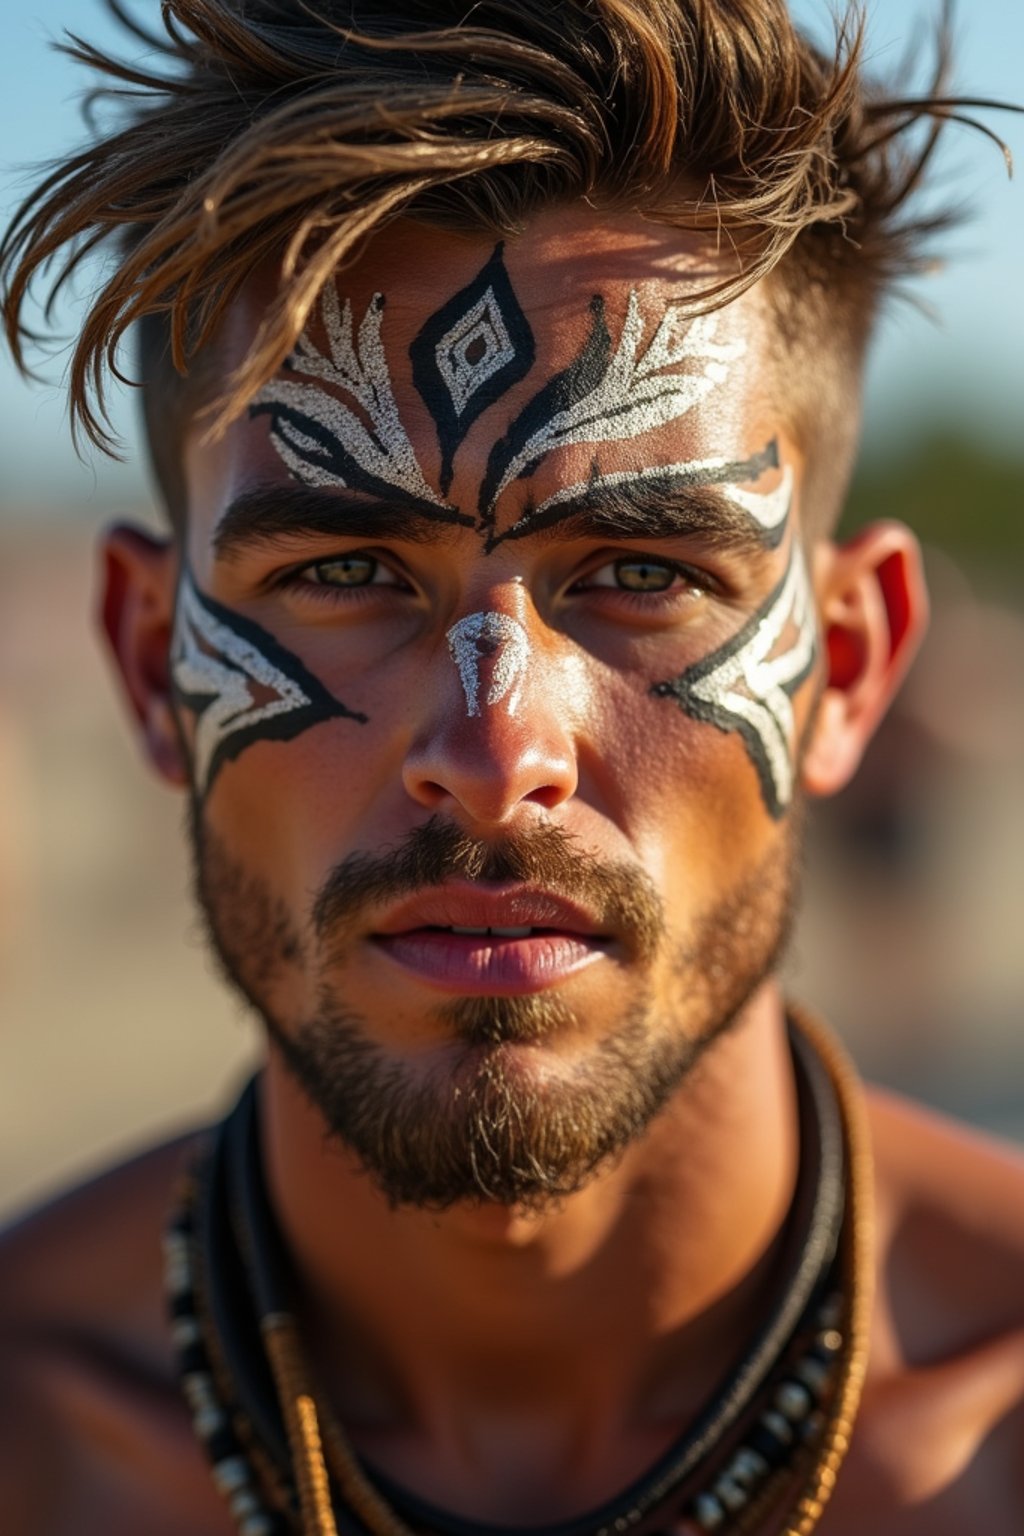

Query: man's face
[[172, 209, 820, 1209]]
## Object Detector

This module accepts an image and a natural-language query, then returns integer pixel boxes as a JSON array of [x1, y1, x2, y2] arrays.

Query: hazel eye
[[589, 558, 684, 593], [303, 555, 395, 588]]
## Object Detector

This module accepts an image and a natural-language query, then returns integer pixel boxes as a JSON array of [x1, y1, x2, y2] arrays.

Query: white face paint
[[655, 533, 817, 819], [722, 463, 794, 541], [483, 303, 747, 518], [253, 253, 749, 546], [171, 572, 360, 797], [446, 612, 532, 718], [508, 453, 790, 545], [251, 283, 446, 510]]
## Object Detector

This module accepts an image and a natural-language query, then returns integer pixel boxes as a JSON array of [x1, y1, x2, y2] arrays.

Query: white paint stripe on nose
[[446, 611, 532, 718]]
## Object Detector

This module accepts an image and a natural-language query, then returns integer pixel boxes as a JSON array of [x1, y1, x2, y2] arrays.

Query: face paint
[[171, 571, 366, 797], [479, 297, 746, 543], [494, 440, 785, 548], [722, 463, 793, 546], [446, 612, 532, 718], [250, 283, 467, 523], [652, 507, 817, 820], [409, 242, 536, 497], [253, 255, 750, 554]]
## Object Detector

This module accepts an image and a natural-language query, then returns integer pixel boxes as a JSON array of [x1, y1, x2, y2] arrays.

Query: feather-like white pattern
[[487, 299, 746, 509], [254, 284, 443, 505]]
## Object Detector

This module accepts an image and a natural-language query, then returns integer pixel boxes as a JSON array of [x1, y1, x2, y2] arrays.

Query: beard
[[191, 808, 799, 1212]]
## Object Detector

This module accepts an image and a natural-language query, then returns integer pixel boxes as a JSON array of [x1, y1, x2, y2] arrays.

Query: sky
[[1, 0, 1021, 510]]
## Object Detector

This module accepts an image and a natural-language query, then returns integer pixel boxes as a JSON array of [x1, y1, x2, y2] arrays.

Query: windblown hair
[[0, 0, 1011, 523]]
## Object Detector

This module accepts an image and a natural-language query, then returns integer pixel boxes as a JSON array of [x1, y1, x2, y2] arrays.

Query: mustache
[[311, 816, 665, 963]]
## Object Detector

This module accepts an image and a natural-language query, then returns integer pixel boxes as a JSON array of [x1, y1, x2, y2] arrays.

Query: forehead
[[190, 206, 783, 536], [220, 206, 774, 399]]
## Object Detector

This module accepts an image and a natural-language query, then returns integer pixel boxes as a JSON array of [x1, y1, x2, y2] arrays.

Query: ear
[[99, 523, 188, 787], [801, 521, 929, 798]]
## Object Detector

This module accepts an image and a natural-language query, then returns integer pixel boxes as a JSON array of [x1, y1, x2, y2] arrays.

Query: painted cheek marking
[[446, 612, 532, 718], [170, 571, 366, 797], [651, 539, 818, 820]]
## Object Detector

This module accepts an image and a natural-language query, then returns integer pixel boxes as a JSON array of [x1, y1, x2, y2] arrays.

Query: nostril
[[527, 785, 568, 811]]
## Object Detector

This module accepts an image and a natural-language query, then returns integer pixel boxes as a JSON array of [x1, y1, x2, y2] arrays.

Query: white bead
[[728, 1447, 769, 1486], [170, 1316, 203, 1350], [795, 1356, 831, 1397], [712, 1475, 748, 1513], [230, 1488, 262, 1520], [776, 1379, 813, 1421], [195, 1405, 226, 1439], [165, 1257, 192, 1296], [212, 1456, 251, 1495], [182, 1371, 216, 1411], [691, 1492, 726, 1530], [760, 1408, 794, 1445], [239, 1517, 274, 1536]]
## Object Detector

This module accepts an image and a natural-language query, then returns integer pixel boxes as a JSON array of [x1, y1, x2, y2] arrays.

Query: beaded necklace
[[165, 1007, 873, 1536]]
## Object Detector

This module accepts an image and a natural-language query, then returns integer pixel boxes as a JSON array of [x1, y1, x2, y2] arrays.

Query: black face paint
[[409, 242, 536, 497], [252, 265, 755, 555], [249, 284, 470, 527], [476, 296, 748, 549], [171, 571, 366, 799], [492, 439, 784, 549], [478, 294, 612, 541], [651, 534, 817, 821]]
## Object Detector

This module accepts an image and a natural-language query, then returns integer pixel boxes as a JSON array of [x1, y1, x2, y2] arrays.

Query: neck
[[259, 983, 800, 1521]]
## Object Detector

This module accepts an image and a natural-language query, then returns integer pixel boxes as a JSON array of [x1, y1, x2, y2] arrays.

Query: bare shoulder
[[0, 1134, 194, 1345], [828, 1089, 1024, 1534], [0, 1136, 223, 1535], [867, 1087, 1024, 1345]]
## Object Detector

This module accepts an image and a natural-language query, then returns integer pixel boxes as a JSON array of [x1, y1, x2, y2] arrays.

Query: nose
[[402, 605, 580, 826]]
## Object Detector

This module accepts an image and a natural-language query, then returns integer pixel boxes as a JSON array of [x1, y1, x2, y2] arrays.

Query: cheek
[[197, 715, 391, 913], [597, 671, 782, 876]]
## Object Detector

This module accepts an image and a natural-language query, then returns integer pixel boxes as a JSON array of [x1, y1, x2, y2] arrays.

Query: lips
[[369, 884, 612, 995]]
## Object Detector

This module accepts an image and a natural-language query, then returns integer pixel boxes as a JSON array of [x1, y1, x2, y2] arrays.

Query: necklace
[[165, 1007, 873, 1536]]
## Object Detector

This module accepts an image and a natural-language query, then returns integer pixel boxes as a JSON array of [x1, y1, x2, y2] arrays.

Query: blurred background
[[1, 1, 1022, 1221]]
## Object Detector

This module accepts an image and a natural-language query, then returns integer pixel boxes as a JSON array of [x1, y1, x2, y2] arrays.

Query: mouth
[[368, 886, 614, 995]]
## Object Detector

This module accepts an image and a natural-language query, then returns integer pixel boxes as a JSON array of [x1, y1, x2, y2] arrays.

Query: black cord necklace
[[167, 1018, 852, 1536]]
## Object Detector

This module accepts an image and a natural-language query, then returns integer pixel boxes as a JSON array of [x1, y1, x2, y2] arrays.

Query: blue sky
[[1, 0, 1021, 509]]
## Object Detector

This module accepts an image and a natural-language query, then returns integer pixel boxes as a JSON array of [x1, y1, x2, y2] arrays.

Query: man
[[1, 1, 1022, 1531]]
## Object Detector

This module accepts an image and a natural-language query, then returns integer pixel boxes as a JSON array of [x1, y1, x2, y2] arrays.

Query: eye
[[584, 557, 698, 594], [299, 554, 399, 588]]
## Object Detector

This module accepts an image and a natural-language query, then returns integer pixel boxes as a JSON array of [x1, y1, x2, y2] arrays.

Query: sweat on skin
[[172, 242, 815, 819]]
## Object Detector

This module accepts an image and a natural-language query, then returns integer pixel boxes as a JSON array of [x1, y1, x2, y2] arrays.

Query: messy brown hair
[[0, 0, 1012, 526]]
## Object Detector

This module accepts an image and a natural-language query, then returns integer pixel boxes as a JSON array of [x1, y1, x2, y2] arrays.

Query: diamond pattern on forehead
[[409, 243, 536, 496], [435, 288, 516, 414]]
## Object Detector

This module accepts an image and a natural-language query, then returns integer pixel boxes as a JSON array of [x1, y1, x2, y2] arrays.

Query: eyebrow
[[502, 478, 788, 559], [492, 440, 789, 554], [212, 485, 472, 562]]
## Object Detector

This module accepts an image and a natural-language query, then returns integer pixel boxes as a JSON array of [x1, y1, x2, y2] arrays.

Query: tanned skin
[[2, 211, 1023, 1534]]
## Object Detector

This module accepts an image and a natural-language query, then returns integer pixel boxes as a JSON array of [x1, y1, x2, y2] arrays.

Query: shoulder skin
[[1, 1094, 1023, 1534]]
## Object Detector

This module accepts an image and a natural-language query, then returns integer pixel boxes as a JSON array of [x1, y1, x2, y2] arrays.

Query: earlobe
[[99, 523, 188, 787], [801, 522, 929, 798]]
